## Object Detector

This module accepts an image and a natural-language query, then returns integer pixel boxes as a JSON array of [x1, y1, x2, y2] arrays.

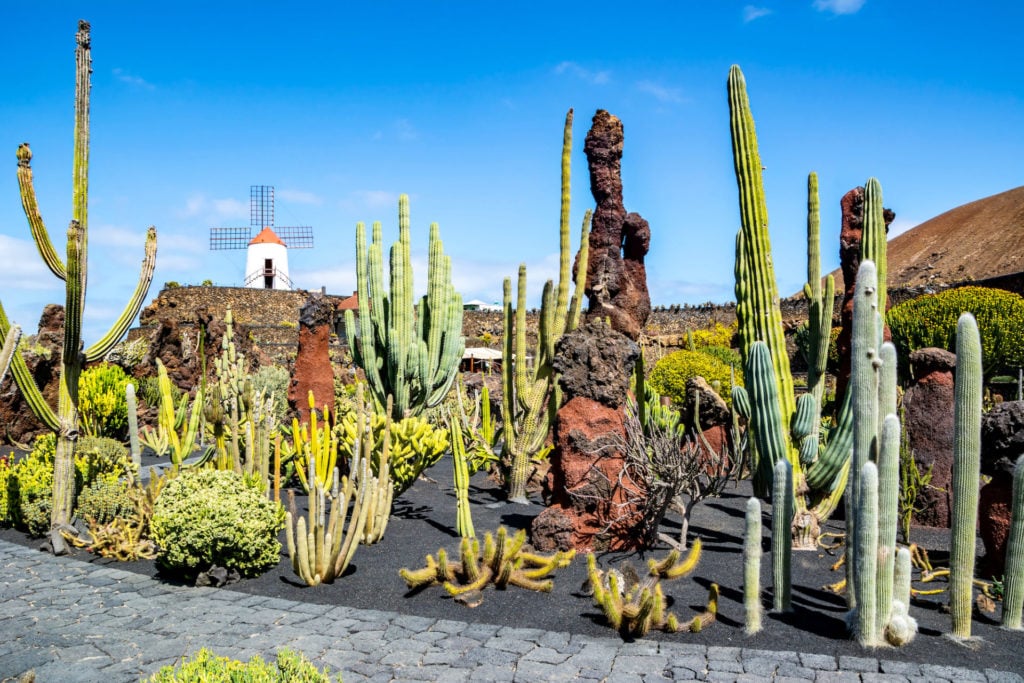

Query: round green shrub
[[887, 286, 1024, 376], [151, 468, 285, 577], [78, 363, 131, 439], [649, 349, 740, 408], [147, 647, 335, 682], [75, 476, 133, 525], [8, 434, 56, 536], [75, 436, 133, 487]]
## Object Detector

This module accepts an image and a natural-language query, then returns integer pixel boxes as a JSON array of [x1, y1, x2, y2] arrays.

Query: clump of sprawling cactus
[[502, 109, 590, 504], [344, 195, 464, 421], [950, 312, 982, 641], [586, 542, 717, 637], [400, 526, 574, 603], [0, 22, 158, 542], [140, 360, 204, 471]]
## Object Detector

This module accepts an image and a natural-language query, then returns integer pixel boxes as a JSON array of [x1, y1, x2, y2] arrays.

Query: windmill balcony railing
[[244, 267, 293, 289]]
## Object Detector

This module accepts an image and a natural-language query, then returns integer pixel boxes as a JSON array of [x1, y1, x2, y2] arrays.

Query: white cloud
[[0, 235, 64, 290], [554, 61, 610, 86], [743, 5, 773, 22], [277, 189, 323, 206], [813, 0, 865, 15], [636, 80, 684, 104], [339, 190, 401, 214], [179, 193, 249, 222], [112, 67, 155, 90]]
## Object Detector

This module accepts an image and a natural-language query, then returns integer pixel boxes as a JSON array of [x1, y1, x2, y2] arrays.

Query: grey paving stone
[[878, 661, 921, 676], [839, 655, 880, 673], [986, 670, 1024, 683], [707, 645, 742, 661], [743, 656, 782, 675], [521, 646, 571, 664], [815, 673, 864, 683], [669, 667, 699, 680], [513, 659, 580, 682], [862, 674, 911, 682], [920, 665, 987, 682], [30, 659, 108, 682], [612, 654, 669, 674], [801, 653, 839, 671], [775, 662, 817, 680], [706, 657, 745, 673]]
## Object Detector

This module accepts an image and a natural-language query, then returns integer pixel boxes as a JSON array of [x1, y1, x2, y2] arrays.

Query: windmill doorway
[[264, 259, 274, 288]]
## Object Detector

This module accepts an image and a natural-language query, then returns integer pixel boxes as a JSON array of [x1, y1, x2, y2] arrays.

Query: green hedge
[[649, 348, 741, 408], [887, 286, 1024, 376]]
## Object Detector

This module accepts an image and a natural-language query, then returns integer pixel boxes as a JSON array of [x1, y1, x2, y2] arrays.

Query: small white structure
[[244, 227, 292, 290]]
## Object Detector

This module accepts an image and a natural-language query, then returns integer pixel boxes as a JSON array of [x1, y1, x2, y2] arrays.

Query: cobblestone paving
[[0, 540, 1020, 683]]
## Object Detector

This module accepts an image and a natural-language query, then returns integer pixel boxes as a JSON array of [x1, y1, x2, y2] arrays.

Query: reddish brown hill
[[832, 185, 1024, 292]]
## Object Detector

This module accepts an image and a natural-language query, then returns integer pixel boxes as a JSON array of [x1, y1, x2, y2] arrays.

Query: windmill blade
[[276, 226, 314, 248], [209, 226, 252, 250]]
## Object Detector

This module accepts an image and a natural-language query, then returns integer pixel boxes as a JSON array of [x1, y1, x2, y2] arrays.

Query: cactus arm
[[554, 109, 574, 329], [16, 144, 66, 281], [73, 21, 90, 239], [805, 171, 834, 409], [876, 413, 900, 639], [1002, 455, 1024, 629], [0, 323, 21, 385], [0, 302, 59, 430], [950, 312, 982, 640], [567, 210, 592, 332], [727, 65, 794, 427], [746, 341, 788, 488], [84, 226, 158, 361], [861, 178, 887, 315]]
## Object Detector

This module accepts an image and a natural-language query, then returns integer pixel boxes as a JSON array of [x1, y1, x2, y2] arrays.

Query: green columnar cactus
[[450, 414, 475, 538], [887, 546, 918, 646], [744, 497, 763, 634], [950, 312, 982, 640], [344, 195, 464, 421], [126, 382, 141, 470], [861, 179, 888, 318], [728, 66, 867, 548], [0, 324, 21, 386], [772, 458, 793, 613], [803, 172, 835, 417], [501, 109, 590, 504], [141, 360, 204, 471], [875, 412, 900, 637], [0, 22, 157, 539], [855, 461, 880, 647], [1002, 455, 1024, 630]]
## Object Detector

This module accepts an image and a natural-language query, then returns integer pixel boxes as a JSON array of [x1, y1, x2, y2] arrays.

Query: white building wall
[[244, 241, 291, 290]]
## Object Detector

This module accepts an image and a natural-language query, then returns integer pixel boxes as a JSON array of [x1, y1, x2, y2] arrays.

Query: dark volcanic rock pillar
[[583, 110, 651, 340], [530, 321, 643, 552], [835, 186, 895, 400], [288, 294, 335, 424]]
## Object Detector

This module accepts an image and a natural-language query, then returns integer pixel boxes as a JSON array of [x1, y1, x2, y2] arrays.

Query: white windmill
[[209, 185, 313, 289]]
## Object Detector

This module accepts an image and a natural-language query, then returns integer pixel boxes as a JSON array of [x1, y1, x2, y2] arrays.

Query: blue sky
[[1, 2, 1022, 342]]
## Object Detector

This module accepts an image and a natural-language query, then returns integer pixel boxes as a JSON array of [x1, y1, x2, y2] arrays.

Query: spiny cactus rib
[[0, 324, 22, 386], [0, 302, 58, 430], [746, 341, 788, 486], [1002, 455, 1024, 629], [876, 413, 900, 638], [126, 382, 141, 469], [744, 497, 763, 634], [17, 144, 66, 281], [861, 178, 887, 319], [950, 313, 982, 640]]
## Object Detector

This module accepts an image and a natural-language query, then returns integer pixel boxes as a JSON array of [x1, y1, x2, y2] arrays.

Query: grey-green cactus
[[1002, 455, 1024, 630], [950, 313, 982, 640], [126, 382, 141, 470], [344, 195, 464, 421], [744, 497, 763, 634], [886, 546, 917, 646], [0, 22, 158, 537], [855, 461, 880, 647], [501, 109, 590, 504], [875, 411, 900, 638], [772, 458, 792, 613], [0, 324, 21, 387]]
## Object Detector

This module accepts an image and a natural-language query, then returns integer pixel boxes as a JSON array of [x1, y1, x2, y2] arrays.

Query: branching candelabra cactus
[[344, 196, 464, 421], [0, 22, 158, 539], [502, 109, 590, 504]]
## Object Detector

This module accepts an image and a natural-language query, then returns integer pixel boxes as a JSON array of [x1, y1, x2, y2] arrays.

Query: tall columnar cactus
[[344, 195, 464, 421], [501, 109, 590, 504], [450, 415, 475, 539], [727, 66, 870, 547], [0, 22, 157, 539], [771, 458, 793, 613], [744, 497, 763, 634], [1002, 455, 1024, 630], [950, 312, 982, 640], [875, 411, 900, 637]]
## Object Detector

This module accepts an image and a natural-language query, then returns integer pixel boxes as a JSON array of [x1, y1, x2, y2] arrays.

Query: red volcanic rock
[[979, 477, 1013, 578], [902, 347, 957, 528], [288, 295, 335, 424], [531, 396, 646, 552], [582, 110, 651, 341], [0, 304, 64, 443]]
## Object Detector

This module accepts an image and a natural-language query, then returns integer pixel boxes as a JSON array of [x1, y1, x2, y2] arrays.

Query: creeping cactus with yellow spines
[[586, 542, 716, 638], [400, 526, 574, 603], [501, 109, 591, 504], [0, 22, 158, 541]]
